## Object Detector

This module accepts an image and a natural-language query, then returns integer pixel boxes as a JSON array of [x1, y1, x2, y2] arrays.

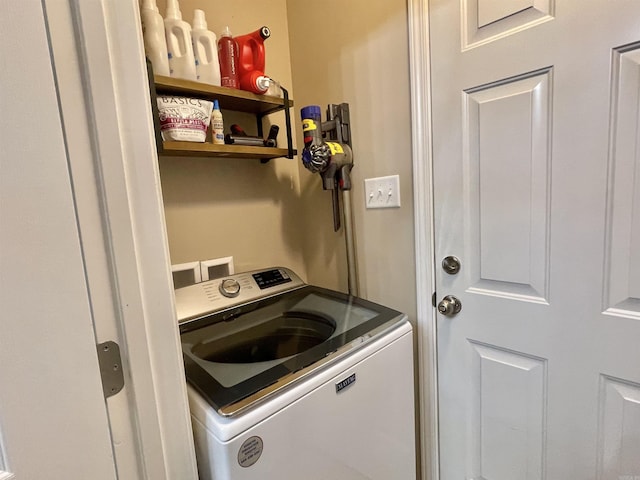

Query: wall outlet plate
[[200, 256, 234, 281], [171, 261, 202, 289], [364, 175, 401, 209]]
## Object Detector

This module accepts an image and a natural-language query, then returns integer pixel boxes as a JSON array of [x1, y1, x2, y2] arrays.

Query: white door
[[0, 2, 118, 478], [430, 1, 640, 478]]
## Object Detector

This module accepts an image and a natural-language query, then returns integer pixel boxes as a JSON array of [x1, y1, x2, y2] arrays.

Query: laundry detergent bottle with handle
[[218, 26, 239, 88], [191, 9, 221, 86], [140, 0, 170, 76], [164, 0, 197, 81], [236, 26, 271, 94]]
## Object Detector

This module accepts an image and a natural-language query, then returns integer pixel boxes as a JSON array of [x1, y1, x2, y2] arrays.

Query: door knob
[[442, 256, 461, 274], [437, 295, 462, 316]]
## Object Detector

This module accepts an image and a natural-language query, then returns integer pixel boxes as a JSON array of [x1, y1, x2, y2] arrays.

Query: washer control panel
[[219, 278, 241, 298], [175, 267, 305, 323], [252, 269, 291, 289]]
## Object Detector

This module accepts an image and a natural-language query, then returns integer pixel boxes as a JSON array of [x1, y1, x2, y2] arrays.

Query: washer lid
[[179, 285, 406, 416]]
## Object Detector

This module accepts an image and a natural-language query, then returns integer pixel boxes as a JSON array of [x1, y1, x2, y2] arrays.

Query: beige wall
[[17, 0, 426, 472], [286, 3, 420, 472], [154, 0, 306, 276], [286, 1, 417, 320], [153, 0, 420, 470], [153, 0, 417, 323]]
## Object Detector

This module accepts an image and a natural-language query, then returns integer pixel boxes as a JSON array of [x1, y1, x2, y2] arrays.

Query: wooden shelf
[[161, 142, 297, 160], [154, 75, 293, 115], [151, 74, 296, 160]]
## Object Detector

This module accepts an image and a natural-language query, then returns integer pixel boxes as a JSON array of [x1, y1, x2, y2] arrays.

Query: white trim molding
[[408, 0, 439, 479], [45, 0, 198, 478], [0, 444, 13, 480], [70, 0, 199, 476]]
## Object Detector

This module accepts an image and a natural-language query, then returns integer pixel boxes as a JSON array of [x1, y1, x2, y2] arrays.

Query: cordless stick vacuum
[[300, 104, 358, 296]]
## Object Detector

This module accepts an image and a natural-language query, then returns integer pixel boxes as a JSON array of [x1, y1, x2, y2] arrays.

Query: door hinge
[[97, 341, 124, 399]]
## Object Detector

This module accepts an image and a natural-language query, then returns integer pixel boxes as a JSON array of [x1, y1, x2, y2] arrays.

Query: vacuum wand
[[300, 105, 353, 232], [300, 104, 358, 296]]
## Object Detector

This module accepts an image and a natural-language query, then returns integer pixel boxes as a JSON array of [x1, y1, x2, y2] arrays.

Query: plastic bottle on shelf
[[164, 0, 197, 81], [191, 10, 221, 86], [211, 100, 225, 144], [218, 26, 239, 88], [140, 0, 170, 76], [236, 26, 271, 94]]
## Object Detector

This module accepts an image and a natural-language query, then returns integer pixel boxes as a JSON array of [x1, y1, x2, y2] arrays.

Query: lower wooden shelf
[[160, 142, 296, 160]]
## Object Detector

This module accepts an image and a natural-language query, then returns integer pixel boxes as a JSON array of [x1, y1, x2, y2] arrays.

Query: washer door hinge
[[97, 341, 124, 399]]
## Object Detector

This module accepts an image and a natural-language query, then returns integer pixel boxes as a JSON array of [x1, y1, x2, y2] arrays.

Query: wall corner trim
[[408, 0, 440, 479]]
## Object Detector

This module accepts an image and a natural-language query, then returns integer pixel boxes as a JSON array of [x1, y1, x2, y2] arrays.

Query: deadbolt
[[437, 295, 462, 317], [442, 256, 461, 275]]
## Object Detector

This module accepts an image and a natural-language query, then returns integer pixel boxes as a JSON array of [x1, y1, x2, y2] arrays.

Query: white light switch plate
[[364, 175, 401, 209]]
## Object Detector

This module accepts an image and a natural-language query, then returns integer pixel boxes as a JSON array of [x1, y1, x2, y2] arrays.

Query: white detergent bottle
[[191, 10, 221, 86], [140, 0, 170, 76], [164, 0, 197, 81]]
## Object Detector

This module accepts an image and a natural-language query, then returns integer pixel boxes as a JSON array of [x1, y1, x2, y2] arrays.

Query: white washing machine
[[175, 267, 416, 480]]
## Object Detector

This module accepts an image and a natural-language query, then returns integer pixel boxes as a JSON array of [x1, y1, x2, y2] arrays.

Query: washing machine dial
[[219, 278, 241, 298]]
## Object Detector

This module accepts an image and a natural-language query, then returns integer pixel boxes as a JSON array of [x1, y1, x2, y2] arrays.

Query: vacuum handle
[[337, 165, 352, 191], [332, 185, 341, 232]]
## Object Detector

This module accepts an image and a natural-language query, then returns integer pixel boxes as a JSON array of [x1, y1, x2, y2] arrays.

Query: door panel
[[477, 0, 532, 29], [469, 342, 546, 480], [462, 0, 553, 50], [605, 44, 640, 316], [430, 1, 640, 479], [598, 376, 640, 480], [464, 69, 551, 302]]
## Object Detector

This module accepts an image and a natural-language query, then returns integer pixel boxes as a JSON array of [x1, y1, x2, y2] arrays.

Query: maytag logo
[[335, 373, 356, 393]]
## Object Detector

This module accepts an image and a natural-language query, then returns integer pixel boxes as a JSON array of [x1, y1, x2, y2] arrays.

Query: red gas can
[[236, 26, 271, 94]]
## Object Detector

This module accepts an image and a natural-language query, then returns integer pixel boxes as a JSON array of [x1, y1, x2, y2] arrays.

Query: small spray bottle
[[211, 100, 224, 145]]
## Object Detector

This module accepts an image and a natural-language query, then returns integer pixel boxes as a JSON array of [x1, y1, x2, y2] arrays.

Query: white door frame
[[0, 436, 14, 480], [408, 1, 439, 479], [44, 0, 198, 478]]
